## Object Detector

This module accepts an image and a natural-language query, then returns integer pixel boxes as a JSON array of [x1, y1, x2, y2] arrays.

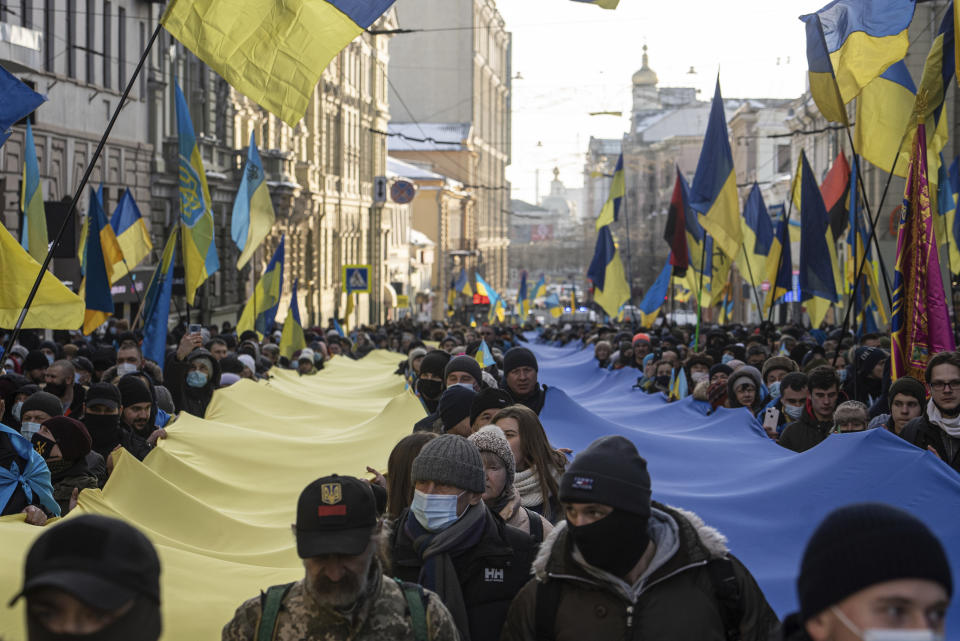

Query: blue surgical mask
[[21, 421, 42, 440], [451, 382, 474, 391], [11, 401, 23, 421], [411, 489, 465, 532], [721, 353, 734, 364], [783, 402, 804, 420], [44, 353, 54, 365], [117, 362, 138, 377], [768, 381, 781, 400], [186, 371, 208, 388], [832, 606, 943, 641], [836, 369, 848, 382]]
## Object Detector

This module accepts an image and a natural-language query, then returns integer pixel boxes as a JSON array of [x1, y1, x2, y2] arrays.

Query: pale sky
[[498, 0, 817, 205]]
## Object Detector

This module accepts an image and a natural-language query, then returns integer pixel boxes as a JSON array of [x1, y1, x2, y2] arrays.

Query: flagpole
[[620, 167, 636, 326], [739, 245, 764, 322], [1, 22, 164, 360]]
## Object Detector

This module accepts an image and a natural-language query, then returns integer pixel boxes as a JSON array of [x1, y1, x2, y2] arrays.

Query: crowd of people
[[1, 315, 956, 640]]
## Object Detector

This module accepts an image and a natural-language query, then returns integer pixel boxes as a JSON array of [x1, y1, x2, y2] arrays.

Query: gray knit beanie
[[468, 425, 515, 489], [411, 434, 485, 493]]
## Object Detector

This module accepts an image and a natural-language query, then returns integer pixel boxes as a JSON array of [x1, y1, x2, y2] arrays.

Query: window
[[43, 0, 53, 71], [66, 0, 76, 76], [102, 0, 111, 88], [21, 0, 31, 28], [776, 144, 791, 175], [86, 0, 95, 84], [117, 7, 125, 89]]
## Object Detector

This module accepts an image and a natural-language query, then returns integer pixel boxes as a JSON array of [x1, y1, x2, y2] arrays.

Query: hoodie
[[163, 348, 222, 417]]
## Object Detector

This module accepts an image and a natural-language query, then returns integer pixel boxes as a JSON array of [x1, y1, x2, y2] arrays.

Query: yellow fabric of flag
[[0, 351, 423, 641], [0, 224, 83, 329]]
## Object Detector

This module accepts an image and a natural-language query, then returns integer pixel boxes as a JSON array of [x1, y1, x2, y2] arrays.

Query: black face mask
[[27, 596, 161, 641], [568, 509, 651, 578], [83, 414, 122, 454], [655, 375, 672, 388], [31, 433, 58, 460], [416, 378, 442, 401], [44, 382, 67, 398]]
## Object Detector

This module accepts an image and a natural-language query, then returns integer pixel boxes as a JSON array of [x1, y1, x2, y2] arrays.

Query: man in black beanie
[[872, 375, 925, 436], [780, 503, 951, 641], [502, 435, 778, 641], [437, 385, 477, 436], [500, 347, 547, 415], [470, 388, 512, 431], [444, 355, 483, 392], [413, 350, 452, 433]]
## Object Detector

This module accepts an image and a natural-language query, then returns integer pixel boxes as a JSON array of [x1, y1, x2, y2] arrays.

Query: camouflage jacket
[[221, 568, 460, 641]]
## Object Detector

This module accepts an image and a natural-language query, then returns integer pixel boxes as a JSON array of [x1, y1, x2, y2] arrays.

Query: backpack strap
[[254, 582, 295, 641], [394, 578, 428, 641], [526, 508, 544, 543], [533, 579, 562, 641], [706, 557, 744, 641]]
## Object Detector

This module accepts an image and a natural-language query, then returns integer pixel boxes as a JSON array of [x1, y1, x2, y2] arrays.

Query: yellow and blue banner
[[544, 293, 563, 318], [141, 229, 178, 369], [937, 154, 960, 275], [595, 153, 624, 229], [797, 151, 840, 327], [454, 267, 472, 296], [855, 59, 916, 177], [93, 190, 125, 286], [475, 273, 497, 302], [847, 156, 887, 332], [530, 275, 547, 301], [77, 185, 102, 277], [638, 256, 671, 327], [176, 80, 219, 305], [110, 188, 153, 277], [800, 0, 914, 124], [238, 237, 284, 339], [82, 189, 115, 335], [518, 270, 529, 316], [690, 79, 741, 261], [764, 216, 794, 314], [476, 339, 495, 368], [739, 183, 774, 288], [232, 132, 275, 270], [19, 120, 47, 263], [279, 279, 307, 361], [162, 0, 396, 127], [587, 225, 631, 318]]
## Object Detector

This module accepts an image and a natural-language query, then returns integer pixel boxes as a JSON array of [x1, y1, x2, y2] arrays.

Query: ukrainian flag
[[800, 0, 914, 125], [475, 273, 497, 302], [238, 237, 284, 339], [544, 293, 562, 318], [638, 256, 671, 327], [77, 185, 103, 276], [454, 268, 472, 296], [232, 132, 275, 270], [937, 155, 960, 275], [691, 80, 741, 262], [90, 187, 125, 285], [587, 225, 631, 318], [797, 151, 840, 327], [595, 153, 625, 230], [19, 120, 47, 263], [764, 217, 794, 314], [518, 270, 529, 316], [476, 339, 495, 368], [847, 157, 887, 328], [82, 190, 115, 335], [739, 183, 774, 288], [141, 229, 178, 369], [110, 188, 153, 278], [530, 275, 547, 301], [162, 0, 395, 127], [855, 60, 916, 178], [176, 80, 219, 305], [279, 279, 307, 361]]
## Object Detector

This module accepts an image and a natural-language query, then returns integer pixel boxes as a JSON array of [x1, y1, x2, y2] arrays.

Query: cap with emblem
[[295, 475, 378, 558], [559, 435, 652, 516]]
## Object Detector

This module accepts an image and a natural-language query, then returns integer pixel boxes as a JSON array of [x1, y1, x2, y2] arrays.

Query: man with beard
[[43, 360, 84, 417], [222, 475, 459, 641], [10, 514, 162, 641]]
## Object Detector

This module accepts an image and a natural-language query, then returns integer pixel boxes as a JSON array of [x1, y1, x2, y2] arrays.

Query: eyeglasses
[[930, 380, 960, 391]]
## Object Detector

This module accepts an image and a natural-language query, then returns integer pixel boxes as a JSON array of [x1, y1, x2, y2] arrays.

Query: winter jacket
[[497, 487, 553, 540], [778, 400, 833, 453], [778, 613, 812, 641], [164, 348, 222, 417], [901, 414, 960, 474], [51, 458, 99, 515], [500, 502, 780, 641], [390, 506, 537, 641], [500, 380, 548, 416]]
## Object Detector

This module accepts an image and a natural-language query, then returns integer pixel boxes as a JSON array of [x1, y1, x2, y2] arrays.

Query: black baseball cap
[[85, 382, 121, 411], [10, 514, 161, 610], [295, 475, 378, 558]]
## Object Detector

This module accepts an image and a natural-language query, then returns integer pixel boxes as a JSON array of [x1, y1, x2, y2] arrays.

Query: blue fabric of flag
[[638, 257, 671, 316], [587, 225, 617, 290], [327, 0, 396, 28], [142, 232, 177, 369], [0, 65, 45, 143], [798, 153, 839, 302], [743, 184, 774, 255]]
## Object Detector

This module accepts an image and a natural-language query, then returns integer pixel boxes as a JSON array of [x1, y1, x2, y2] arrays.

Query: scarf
[[927, 399, 960, 438], [514, 467, 544, 508], [405, 502, 488, 641], [494, 485, 520, 519], [0, 424, 60, 517]]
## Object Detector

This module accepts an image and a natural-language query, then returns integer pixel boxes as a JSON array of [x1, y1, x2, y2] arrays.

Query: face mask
[[44, 353, 54, 365], [117, 362, 139, 376], [44, 381, 67, 398], [73, 372, 83, 384], [84, 414, 122, 453], [837, 369, 848, 382], [655, 375, 671, 388], [691, 371, 708, 384], [21, 422, 42, 441], [31, 433, 57, 459], [569, 509, 650, 578], [768, 381, 781, 399], [451, 382, 474, 391], [11, 401, 23, 421], [832, 606, 944, 641], [186, 371, 208, 388], [416, 378, 442, 401], [27, 596, 161, 641], [410, 489, 464, 532], [783, 403, 804, 420], [721, 353, 734, 364]]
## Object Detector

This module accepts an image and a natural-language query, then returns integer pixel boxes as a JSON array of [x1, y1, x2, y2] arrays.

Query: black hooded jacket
[[164, 348, 222, 417]]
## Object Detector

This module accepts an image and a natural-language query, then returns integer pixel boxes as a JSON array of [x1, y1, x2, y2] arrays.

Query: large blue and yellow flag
[[530, 275, 547, 301], [690, 80, 741, 261], [739, 183, 774, 288], [175, 81, 219, 305], [518, 270, 529, 316], [763, 216, 794, 313], [232, 132, 275, 270], [454, 267, 472, 296], [638, 256, 671, 327], [20, 120, 47, 263], [162, 0, 396, 127], [544, 293, 563, 318], [77, 185, 103, 277], [797, 151, 840, 327], [89, 187, 125, 285], [110, 188, 153, 277], [595, 153, 625, 229], [82, 191, 115, 335], [141, 229, 178, 369], [800, 0, 914, 125], [587, 225, 631, 317], [475, 273, 498, 302], [855, 60, 916, 177], [279, 279, 307, 361], [237, 237, 284, 339]]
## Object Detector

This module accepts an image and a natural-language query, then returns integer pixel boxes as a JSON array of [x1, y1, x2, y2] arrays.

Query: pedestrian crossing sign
[[343, 265, 371, 294]]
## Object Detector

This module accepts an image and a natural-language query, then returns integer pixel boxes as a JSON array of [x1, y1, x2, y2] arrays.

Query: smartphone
[[188, 323, 203, 335], [762, 407, 779, 430]]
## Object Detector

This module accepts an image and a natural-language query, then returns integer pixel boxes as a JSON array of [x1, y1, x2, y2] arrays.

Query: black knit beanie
[[887, 376, 926, 406], [798, 503, 952, 621], [21, 391, 63, 419], [470, 388, 512, 424], [503, 347, 538, 376], [419, 350, 451, 379], [709, 363, 733, 379], [559, 435, 651, 516], [438, 385, 477, 432], [444, 355, 483, 386]]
